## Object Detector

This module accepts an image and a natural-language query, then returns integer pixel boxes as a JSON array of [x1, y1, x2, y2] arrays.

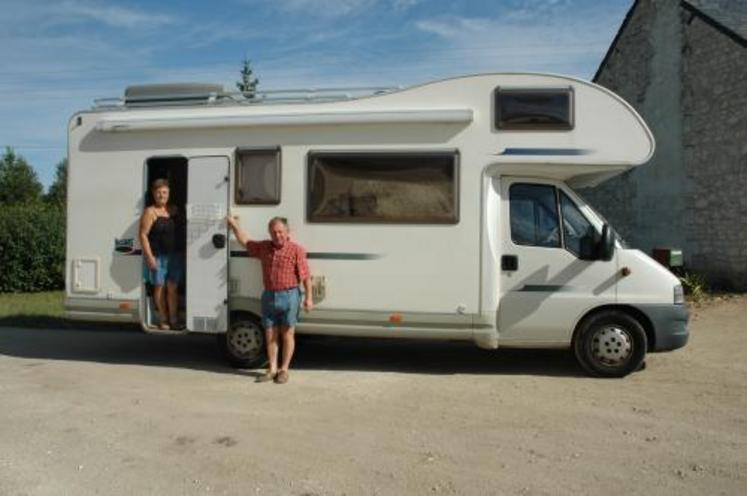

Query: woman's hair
[[151, 178, 169, 192]]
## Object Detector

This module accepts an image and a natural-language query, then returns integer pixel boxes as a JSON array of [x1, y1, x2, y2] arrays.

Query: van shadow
[[0, 324, 237, 375], [0, 325, 583, 378], [293, 336, 583, 377]]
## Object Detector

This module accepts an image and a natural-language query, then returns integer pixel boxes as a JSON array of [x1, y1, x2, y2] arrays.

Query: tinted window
[[307, 152, 458, 223], [560, 191, 595, 257], [509, 184, 560, 247], [495, 88, 573, 130], [235, 148, 281, 204]]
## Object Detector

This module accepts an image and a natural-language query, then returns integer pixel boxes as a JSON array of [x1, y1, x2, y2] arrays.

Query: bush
[[679, 270, 709, 303], [0, 204, 65, 292]]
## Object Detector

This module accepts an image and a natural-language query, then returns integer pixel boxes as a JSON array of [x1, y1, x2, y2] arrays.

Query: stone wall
[[582, 0, 688, 257], [681, 11, 747, 289], [584, 0, 747, 289]]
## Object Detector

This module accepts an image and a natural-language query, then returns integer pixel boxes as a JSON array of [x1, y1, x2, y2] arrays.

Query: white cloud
[[393, 0, 423, 11], [411, 8, 622, 77], [55, 0, 177, 29], [254, 0, 377, 18]]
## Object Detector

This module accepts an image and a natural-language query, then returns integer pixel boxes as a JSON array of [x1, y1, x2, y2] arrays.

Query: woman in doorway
[[139, 178, 183, 330]]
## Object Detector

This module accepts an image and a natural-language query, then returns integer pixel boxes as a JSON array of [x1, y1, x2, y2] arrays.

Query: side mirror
[[598, 223, 615, 261]]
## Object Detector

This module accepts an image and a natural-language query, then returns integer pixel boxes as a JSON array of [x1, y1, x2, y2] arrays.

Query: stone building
[[581, 0, 747, 289]]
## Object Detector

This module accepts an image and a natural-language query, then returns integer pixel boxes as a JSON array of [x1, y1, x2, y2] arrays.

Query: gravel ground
[[0, 296, 745, 496]]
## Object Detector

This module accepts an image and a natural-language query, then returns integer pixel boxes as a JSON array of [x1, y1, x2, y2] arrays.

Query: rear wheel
[[217, 313, 267, 368], [573, 310, 647, 378]]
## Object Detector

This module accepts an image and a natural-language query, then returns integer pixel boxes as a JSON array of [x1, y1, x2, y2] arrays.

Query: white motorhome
[[65, 73, 688, 377]]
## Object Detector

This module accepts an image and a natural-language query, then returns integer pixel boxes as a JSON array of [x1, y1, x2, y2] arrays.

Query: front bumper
[[637, 304, 689, 351]]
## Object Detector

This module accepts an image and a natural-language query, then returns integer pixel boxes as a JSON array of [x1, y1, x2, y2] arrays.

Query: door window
[[509, 184, 560, 247]]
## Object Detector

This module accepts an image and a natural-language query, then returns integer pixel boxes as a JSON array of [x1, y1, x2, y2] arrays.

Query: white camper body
[[65, 73, 688, 377]]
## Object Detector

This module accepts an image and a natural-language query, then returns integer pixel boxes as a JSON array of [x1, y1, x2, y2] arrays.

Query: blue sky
[[1, 0, 633, 188]]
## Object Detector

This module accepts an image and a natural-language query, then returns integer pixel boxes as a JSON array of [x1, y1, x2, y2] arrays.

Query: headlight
[[673, 284, 685, 305]]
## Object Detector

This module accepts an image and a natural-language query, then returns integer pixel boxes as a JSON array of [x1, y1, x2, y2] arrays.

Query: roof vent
[[124, 83, 226, 107]]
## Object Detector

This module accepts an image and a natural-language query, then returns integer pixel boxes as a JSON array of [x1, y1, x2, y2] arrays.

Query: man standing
[[227, 215, 313, 384]]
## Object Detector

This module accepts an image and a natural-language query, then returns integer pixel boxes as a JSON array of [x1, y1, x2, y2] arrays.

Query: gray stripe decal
[[308, 252, 381, 260], [519, 285, 568, 292], [230, 251, 380, 260], [500, 148, 592, 156]]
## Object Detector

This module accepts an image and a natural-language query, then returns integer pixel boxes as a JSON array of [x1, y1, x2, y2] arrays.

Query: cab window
[[509, 184, 560, 247]]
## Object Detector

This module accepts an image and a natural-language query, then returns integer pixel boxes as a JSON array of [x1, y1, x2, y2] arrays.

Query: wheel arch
[[229, 308, 262, 324], [572, 304, 655, 351]]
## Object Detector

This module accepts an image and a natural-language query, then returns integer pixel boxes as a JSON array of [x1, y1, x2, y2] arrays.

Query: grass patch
[[0, 291, 65, 318], [0, 291, 131, 330]]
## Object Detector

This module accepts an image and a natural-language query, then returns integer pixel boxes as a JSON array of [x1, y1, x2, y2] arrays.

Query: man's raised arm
[[226, 214, 252, 247]]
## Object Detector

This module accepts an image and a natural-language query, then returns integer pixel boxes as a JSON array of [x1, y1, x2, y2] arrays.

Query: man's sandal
[[255, 371, 276, 383], [274, 370, 289, 384]]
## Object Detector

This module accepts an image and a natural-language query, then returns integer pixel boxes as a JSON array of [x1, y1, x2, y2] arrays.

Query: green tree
[[236, 56, 259, 98], [0, 147, 43, 206], [45, 158, 68, 207]]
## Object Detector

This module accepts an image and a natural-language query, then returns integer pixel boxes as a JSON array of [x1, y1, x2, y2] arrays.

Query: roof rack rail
[[93, 85, 401, 110]]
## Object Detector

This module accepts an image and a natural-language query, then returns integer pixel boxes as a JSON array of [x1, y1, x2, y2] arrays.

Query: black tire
[[216, 312, 267, 369], [573, 310, 647, 378]]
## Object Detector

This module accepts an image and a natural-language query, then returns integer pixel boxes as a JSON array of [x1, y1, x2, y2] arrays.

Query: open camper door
[[186, 156, 230, 333]]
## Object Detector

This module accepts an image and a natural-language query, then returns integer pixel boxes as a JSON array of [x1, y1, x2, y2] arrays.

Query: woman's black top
[[148, 215, 175, 256]]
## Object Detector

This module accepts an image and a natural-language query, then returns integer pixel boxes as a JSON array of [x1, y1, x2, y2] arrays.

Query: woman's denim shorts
[[143, 254, 184, 287], [261, 287, 301, 329]]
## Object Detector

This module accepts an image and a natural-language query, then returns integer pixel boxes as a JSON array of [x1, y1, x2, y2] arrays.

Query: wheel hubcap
[[591, 326, 633, 367], [229, 323, 262, 357]]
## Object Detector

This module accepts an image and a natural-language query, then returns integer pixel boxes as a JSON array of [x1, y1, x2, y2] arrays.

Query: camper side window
[[509, 184, 561, 248], [307, 152, 459, 224], [495, 88, 573, 130], [235, 148, 281, 204]]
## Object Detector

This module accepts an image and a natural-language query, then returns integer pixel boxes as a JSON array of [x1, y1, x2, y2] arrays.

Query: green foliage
[[680, 270, 709, 303], [45, 158, 68, 207], [236, 56, 259, 98], [0, 291, 64, 318], [0, 203, 65, 292], [0, 147, 43, 206]]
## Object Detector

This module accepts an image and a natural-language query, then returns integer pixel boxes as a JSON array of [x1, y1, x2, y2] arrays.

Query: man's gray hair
[[268, 216, 289, 230]]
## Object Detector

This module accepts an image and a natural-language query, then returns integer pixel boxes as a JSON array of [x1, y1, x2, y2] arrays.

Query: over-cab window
[[495, 88, 574, 130], [235, 147, 281, 204], [307, 152, 459, 224]]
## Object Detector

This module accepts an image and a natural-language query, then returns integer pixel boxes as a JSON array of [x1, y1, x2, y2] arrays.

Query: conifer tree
[[45, 158, 68, 208], [236, 57, 259, 98], [0, 147, 43, 206]]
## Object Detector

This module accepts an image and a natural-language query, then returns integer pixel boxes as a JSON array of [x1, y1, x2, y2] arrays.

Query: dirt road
[[1, 297, 745, 495]]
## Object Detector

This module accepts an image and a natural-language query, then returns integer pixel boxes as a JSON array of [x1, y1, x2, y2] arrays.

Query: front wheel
[[573, 310, 647, 378], [217, 313, 267, 369]]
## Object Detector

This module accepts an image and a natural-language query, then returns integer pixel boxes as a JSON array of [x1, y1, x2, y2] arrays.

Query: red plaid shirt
[[246, 240, 310, 291]]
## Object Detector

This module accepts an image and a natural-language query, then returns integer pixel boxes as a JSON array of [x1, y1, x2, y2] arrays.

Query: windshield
[[569, 187, 630, 248]]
